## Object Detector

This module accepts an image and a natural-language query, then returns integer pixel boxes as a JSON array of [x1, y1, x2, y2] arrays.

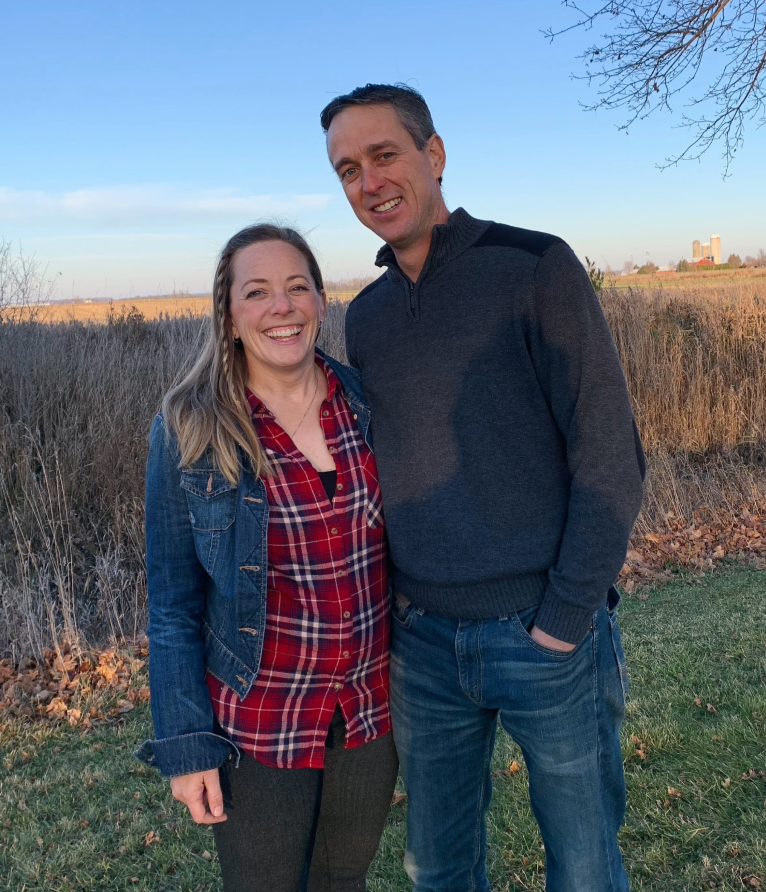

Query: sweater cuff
[[533, 590, 595, 646], [134, 732, 240, 779]]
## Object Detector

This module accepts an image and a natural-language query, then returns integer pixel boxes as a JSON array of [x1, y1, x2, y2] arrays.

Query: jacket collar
[[374, 207, 491, 280]]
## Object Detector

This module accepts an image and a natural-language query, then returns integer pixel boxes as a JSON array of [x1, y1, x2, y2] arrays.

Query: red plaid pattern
[[206, 356, 391, 769]]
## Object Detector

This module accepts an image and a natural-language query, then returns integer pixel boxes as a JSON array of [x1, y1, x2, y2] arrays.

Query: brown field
[[25, 291, 361, 324], [607, 267, 766, 289]]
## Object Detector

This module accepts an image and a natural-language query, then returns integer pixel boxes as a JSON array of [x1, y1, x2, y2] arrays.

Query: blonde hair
[[162, 224, 325, 484]]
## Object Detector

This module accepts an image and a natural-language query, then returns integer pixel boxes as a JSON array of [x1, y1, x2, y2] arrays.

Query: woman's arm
[[134, 414, 239, 780]]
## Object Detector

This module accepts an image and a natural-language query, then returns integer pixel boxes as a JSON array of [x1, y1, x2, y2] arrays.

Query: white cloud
[[0, 185, 332, 228]]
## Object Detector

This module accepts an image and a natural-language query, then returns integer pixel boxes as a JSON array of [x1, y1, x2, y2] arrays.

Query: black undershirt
[[317, 469, 337, 502]]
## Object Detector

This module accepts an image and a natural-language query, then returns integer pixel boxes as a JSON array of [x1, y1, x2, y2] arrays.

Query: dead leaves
[[0, 637, 149, 728], [620, 506, 766, 594]]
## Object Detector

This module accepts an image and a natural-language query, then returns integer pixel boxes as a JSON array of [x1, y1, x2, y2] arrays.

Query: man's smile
[[371, 197, 402, 214]]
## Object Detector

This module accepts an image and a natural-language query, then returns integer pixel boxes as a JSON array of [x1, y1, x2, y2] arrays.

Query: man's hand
[[529, 625, 576, 653], [170, 769, 227, 824]]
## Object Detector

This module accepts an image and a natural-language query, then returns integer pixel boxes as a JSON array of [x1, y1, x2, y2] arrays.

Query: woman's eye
[[291, 285, 308, 293], [246, 289, 264, 300]]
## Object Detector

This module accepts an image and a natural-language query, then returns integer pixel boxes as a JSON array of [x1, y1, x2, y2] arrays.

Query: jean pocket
[[391, 593, 417, 629], [608, 612, 630, 702], [510, 608, 584, 661]]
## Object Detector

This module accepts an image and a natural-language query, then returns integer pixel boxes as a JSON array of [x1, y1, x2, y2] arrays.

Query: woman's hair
[[162, 223, 324, 483]]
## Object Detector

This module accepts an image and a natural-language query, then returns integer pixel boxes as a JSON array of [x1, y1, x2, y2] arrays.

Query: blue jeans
[[390, 589, 630, 892]]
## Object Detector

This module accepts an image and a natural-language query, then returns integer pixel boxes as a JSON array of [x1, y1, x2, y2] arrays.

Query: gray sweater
[[345, 208, 645, 644]]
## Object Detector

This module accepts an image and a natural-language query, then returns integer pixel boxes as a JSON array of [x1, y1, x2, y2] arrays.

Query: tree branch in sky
[[545, 1, 766, 174]]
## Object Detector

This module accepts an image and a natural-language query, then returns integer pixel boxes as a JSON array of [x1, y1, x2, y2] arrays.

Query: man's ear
[[428, 134, 446, 182]]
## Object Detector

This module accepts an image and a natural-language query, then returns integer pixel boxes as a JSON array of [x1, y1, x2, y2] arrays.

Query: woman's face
[[228, 240, 326, 383]]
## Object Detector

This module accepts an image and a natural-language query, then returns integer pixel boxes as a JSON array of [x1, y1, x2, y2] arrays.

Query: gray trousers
[[212, 710, 398, 892]]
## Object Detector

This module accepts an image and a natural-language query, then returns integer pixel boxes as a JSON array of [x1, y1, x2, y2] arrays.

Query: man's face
[[327, 104, 446, 251]]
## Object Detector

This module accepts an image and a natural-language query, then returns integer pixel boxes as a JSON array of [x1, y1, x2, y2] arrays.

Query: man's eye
[[341, 167, 358, 180], [380, 152, 395, 161]]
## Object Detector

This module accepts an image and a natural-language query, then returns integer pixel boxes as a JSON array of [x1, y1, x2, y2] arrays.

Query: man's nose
[[361, 166, 386, 194]]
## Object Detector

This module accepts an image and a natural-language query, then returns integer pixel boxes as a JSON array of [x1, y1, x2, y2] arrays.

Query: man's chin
[[364, 216, 412, 247]]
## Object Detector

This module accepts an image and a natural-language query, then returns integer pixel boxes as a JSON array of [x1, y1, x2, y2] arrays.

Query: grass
[[2, 567, 764, 891]]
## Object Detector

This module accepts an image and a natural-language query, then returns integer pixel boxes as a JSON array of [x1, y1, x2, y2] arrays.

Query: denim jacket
[[134, 350, 372, 778]]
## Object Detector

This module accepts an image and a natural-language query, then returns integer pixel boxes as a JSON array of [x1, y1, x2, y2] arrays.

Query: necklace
[[284, 367, 320, 440]]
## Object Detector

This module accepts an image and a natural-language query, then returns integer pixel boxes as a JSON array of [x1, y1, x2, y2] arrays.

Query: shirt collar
[[245, 352, 340, 418]]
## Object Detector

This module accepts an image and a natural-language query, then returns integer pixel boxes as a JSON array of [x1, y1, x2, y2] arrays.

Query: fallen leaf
[[202, 850, 212, 861], [391, 791, 407, 806], [509, 760, 520, 774]]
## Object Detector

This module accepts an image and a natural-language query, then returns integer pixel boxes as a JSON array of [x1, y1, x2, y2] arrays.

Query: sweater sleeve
[[526, 242, 645, 644]]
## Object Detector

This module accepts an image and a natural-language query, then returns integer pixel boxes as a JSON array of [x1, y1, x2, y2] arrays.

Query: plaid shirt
[[206, 357, 391, 769]]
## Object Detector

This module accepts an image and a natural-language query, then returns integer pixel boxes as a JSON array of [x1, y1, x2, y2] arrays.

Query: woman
[[135, 224, 398, 892]]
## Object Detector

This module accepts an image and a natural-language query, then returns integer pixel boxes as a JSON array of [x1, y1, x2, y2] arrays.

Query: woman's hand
[[170, 769, 227, 824]]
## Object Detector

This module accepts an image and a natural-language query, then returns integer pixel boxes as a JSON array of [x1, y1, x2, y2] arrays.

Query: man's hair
[[320, 83, 437, 150]]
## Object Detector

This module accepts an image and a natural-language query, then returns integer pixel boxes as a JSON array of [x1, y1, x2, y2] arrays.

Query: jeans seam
[[472, 714, 495, 892], [593, 617, 619, 892]]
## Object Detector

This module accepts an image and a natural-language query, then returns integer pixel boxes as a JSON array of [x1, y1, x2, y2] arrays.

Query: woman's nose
[[270, 289, 294, 313]]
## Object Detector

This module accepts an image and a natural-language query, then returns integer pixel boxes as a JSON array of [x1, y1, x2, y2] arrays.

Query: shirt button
[[336, 569, 345, 578], [333, 683, 343, 691], [353, 414, 358, 420], [336, 482, 343, 491], [343, 611, 351, 619], [330, 527, 339, 535], [342, 651, 350, 659], [329, 447, 336, 454], [322, 409, 330, 417]]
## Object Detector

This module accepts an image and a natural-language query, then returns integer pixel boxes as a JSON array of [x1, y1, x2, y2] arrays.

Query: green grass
[[1, 568, 764, 891]]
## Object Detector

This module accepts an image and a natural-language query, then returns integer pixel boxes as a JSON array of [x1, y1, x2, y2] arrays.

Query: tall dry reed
[[0, 289, 764, 659]]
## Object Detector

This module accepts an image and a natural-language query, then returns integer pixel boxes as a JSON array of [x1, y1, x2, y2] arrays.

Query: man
[[320, 84, 645, 892]]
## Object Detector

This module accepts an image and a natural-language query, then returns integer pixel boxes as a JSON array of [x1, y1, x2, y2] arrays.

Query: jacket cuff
[[134, 732, 241, 779], [533, 590, 596, 646]]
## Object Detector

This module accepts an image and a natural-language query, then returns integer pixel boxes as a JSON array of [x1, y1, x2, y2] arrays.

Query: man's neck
[[392, 204, 451, 282]]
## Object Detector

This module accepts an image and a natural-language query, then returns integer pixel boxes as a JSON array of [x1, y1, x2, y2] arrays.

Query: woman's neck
[[247, 354, 320, 406]]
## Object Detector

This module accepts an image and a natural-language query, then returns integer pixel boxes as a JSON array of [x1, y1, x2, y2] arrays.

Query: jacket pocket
[[181, 469, 237, 531]]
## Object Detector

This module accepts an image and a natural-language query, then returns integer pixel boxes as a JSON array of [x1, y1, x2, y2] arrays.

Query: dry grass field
[[1, 282, 765, 660], [25, 290, 362, 324], [608, 267, 766, 289]]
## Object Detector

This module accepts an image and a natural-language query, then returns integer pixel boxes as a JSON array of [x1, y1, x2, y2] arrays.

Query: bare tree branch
[[0, 239, 58, 322], [545, 1, 766, 174]]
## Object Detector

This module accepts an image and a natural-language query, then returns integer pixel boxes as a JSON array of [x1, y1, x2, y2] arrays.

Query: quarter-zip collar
[[373, 208, 492, 320]]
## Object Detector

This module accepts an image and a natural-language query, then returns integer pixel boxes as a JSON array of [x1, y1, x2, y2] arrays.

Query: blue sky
[[2, 0, 764, 298]]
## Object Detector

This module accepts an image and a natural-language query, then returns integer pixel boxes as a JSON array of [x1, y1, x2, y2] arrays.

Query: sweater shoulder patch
[[474, 223, 563, 258]]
